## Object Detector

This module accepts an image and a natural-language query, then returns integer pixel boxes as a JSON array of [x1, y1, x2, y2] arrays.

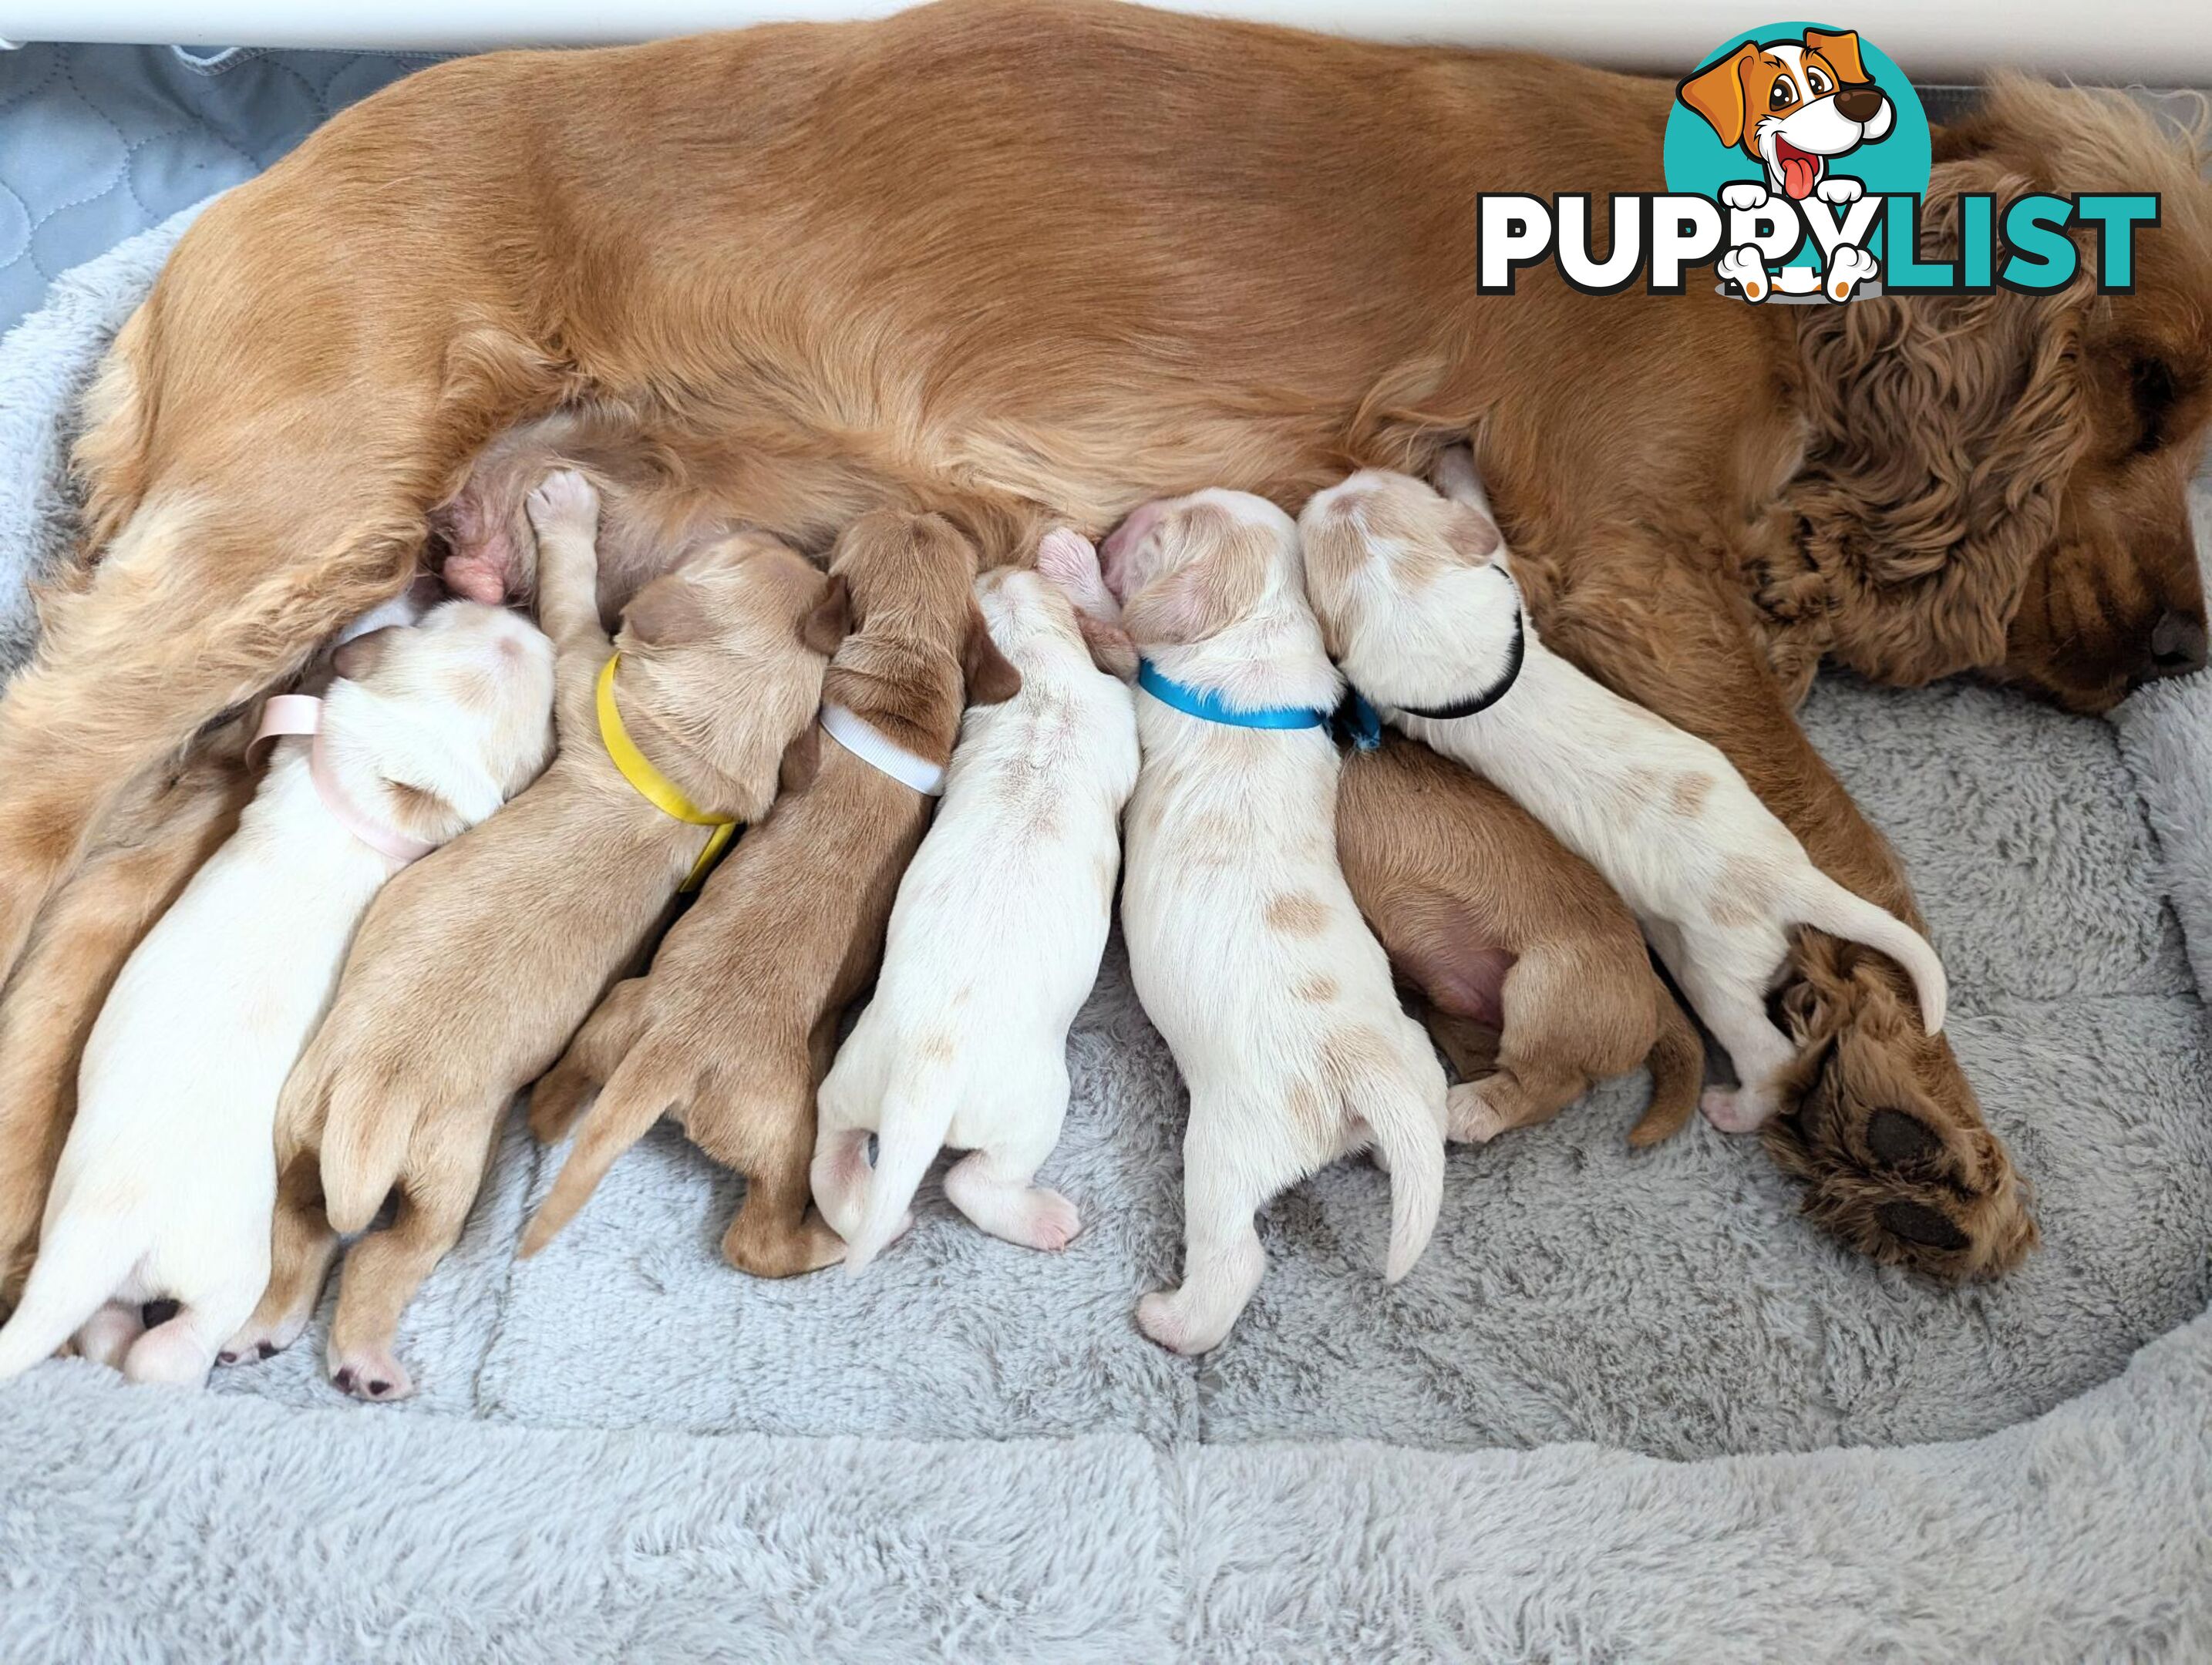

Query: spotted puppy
[[1103, 489, 1446, 1357], [813, 541, 1139, 1270], [1300, 455, 1944, 1135], [521, 511, 1021, 1276], [0, 600, 552, 1386], [244, 473, 842, 1400]]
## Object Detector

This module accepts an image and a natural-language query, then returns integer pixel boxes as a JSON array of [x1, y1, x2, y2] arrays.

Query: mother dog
[[3, 0, 2208, 1280]]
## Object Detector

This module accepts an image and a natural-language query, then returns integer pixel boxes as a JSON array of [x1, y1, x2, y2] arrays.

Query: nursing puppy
[[247, 473, 842, 1398], [520, 510, 1020, 1273], [1338, 733, 1701, 1147], [0, 600, 551, 1386], [1103, 489, 1446, 1357], [1301, 456, 1946, 1134], [813, 543, 1139, 1271]]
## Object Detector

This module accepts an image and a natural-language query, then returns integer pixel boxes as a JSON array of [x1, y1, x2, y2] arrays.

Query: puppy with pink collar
[[0, 598, 553, 1387], [1099, 489, 1447, 1356]]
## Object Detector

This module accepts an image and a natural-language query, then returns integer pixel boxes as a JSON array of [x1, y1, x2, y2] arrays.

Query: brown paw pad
[[1874, 1199, 1974, 1252], [1864, 1108, 1946, 1171]]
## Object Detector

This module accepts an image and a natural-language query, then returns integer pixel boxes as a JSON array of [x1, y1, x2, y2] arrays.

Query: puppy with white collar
[[1299, 452, 1945, 1135], [813, 543, 1140, 1270], [0, 598, 554, 1387], [1102, 489, 1446, 1357]]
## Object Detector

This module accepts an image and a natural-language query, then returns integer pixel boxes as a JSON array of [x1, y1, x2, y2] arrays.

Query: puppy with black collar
[[1300, 452, 1947, 1135], [1100, 488, 1446, 1357]]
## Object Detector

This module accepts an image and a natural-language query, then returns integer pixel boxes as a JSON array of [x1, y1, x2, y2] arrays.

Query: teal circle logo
[[1665, 22, 1929, 291]]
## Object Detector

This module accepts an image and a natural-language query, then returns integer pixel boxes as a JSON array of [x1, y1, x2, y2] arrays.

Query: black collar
[[1392, 607, 1526, 722]]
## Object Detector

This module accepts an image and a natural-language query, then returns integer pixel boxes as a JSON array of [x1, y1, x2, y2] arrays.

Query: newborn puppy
[[247, 473, 842, 1399], [0, 600, 552, 1386], [813, 542, 1140, 1271], [1338, 733, 1701, 1147], [1103, 489, 1447, 1357], [1300, 456, 1946, 1134], [520, 510, 1021, 1275]]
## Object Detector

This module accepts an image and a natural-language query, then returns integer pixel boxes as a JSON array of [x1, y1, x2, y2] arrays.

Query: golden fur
[[1, 2, 2207, 1277]]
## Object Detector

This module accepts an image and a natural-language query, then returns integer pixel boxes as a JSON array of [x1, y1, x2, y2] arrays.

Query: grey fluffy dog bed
[[2, 207, 2209, 1662]]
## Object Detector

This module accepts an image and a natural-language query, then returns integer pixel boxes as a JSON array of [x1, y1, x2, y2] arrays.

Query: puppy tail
[[1630, 988, 1704, 1148], [1354, 1075, 1447, 1284], [0, 1214, 140, 1381], [843, 1075, 960, 1276], [518, 1053, 679, 1257], [1789, 874, 1949, 1035]]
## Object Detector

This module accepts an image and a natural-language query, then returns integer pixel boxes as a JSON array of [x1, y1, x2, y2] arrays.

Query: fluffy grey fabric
[[2, 207, 2208, 1661]]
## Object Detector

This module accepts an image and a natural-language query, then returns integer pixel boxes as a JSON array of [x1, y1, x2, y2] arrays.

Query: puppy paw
[[1136, 1288, 1218, 1357], [1716, 244, 1773, 302], [1699, 1085, 1773, 1134], [524, 469, 601, 542], [328, 1340, 414, 1402], [217, 1310, 310, 1367], [1815, 175, 1864, 205], [1445, 1081, 1508, 1143], [1825, 244, 1879, 301], [1720, 181, 1772, 212], [1009, 1186, 1082, 1252]]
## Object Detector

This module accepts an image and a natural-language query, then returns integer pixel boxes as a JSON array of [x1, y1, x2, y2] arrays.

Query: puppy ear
[[801, 574, 850, 656], [1441, 503, 1502, 566], [962, 606, 1024, 706], [1677, 43, 1755, 149], [777, 721, 821, 796], [380, 777, 466, 846], [1077, 613, 1140, 681], [332, 626, 399, 683], [1122, 542, 1268, 648], [621, 574, 710, 648], [1803, 28, 1869, 84]]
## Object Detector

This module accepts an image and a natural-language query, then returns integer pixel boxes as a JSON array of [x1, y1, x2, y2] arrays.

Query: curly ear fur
[[1784, 158, 2095, 687]]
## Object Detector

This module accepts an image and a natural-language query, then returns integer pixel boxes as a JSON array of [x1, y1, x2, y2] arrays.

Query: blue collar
[[1136, 659, 1330, 731]]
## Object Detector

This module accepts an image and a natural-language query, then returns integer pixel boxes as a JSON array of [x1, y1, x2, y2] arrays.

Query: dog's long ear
[[1803, 29, 1869, 85], [333, 626, 399, 682], [1677, 44, 1756, 149], [1789, 156, 2092, 684], [1077, 613, 1139, 681], [620, 572, 711, 648], [962, 604, 1023, 706], [800, 574, 850, 656]]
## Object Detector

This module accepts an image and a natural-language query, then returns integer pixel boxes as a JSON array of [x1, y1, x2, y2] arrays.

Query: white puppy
[[1298, 453, 1945, 1134], [813, 547, 1140, 1270], [0, 600, 554, 1387], [1101, 489, 1446, 1356]]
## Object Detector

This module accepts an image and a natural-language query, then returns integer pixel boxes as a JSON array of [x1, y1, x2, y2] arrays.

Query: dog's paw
[[217, 1309, 310, 1367], [524, 469, 601, 542], [1716, 244, 1773, 302], [1136, 1288, 1218, 1356], [1444, 1081, 1507, 1143], [1815, 175, 1864, 205], [1824, 245, 1879, 301], [328, 1339, 414, 1402], [1720, 181, 1772, 212], [1010, 1186, 1082, 1252]]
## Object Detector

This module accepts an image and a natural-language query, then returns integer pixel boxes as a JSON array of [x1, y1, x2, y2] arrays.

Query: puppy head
[[975, 567, 1091, 674], [827, 512, 1022, 745], [612, 531, 849, 820], [1298, 470, 1521, 710], [1100, 489, 1299, 653], [324, 599, 557, 844], [1677, 32, 1894, 199]]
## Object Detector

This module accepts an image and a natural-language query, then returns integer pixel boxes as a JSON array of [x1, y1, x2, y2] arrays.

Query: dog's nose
[[1833, 86, 1886, 123], [2149, 607, 2209, 678]]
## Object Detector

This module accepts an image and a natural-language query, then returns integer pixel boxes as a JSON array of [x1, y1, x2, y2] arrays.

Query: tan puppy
[[0, 725, 253, 1312], [520, 510, 1021, 1276], [1338, 733, 1701, 1149], [239, 473, 844, 1399]]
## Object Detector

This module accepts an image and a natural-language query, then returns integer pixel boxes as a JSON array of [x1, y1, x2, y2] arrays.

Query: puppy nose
[[2149, 607, 2209, 678], [1833, 86, 1885, 123]]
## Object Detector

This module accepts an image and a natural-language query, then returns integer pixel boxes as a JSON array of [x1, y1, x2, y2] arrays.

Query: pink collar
[[251, 694, 436, 866]]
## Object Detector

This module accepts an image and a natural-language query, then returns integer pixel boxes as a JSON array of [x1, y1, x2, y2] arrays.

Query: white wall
[[8, 0, 2211, 82]]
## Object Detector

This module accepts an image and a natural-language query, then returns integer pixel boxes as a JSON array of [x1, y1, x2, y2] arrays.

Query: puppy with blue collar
[[1099, 488, 1447, 1357], [1301, 452, 1948, 1138]]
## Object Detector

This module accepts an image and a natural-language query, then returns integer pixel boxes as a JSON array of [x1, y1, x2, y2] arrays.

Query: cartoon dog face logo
[[1677, 29, 1895, 201]]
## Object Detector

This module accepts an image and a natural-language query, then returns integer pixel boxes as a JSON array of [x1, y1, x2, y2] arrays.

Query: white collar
[[820, 703, 946, 796]]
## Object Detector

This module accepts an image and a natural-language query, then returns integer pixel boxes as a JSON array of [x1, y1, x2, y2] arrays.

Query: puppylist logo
[[1478, 20, 2161, 303]]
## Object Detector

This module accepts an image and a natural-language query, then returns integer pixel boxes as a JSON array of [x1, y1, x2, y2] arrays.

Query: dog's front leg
[[1537, 542, 2035, 1280]]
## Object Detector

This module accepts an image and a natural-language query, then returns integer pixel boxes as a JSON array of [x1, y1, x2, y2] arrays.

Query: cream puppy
[[0, 600, 553, 1386], [813, 546, 1140, 1271], [1299, 453, 1946, 1133], [1102, 489, 1447, 1356]]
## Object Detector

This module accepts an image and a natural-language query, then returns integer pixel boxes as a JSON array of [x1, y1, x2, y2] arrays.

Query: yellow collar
[[596, 654, 737, 892]]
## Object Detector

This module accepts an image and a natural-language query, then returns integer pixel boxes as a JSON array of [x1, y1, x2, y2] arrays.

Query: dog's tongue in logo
[[1773, 136, 1820, 200]]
